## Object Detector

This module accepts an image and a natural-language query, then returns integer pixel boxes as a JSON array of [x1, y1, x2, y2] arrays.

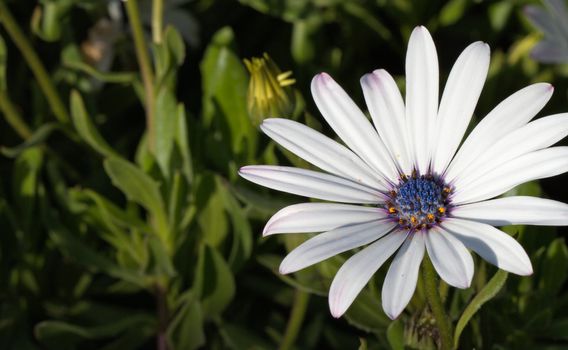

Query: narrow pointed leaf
[[453, 269, 508, 349], [71, 90, 120, 158]]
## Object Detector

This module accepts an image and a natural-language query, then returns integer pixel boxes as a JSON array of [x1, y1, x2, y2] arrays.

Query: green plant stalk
[[155, 283, 169, 350], [423, 256, 453, 350], [0, 90, 32, 139], [152, 0, 164, 43], [125, 0, 156, 152], [279, 290, 309, 350], [0, 1, 69, 123]]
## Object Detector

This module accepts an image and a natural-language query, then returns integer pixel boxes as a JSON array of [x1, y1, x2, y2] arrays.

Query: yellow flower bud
[[244, 53, 296, 126]]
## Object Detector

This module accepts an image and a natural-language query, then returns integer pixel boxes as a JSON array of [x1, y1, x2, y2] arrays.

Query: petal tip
[[521, 264, 534, 276], [329, 304, 345, 319], [330, 309, 344, 318], [372, 68, 387, 76], [278, 261, 293, 275], [384, 309, 400, 320], [262, 225, 272, 236], [317, 72, 331, 82], [238, 166, 252, 175]]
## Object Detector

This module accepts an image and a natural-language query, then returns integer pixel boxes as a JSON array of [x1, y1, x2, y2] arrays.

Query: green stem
[[125, 0, 156, 152], [0, 90, 32, 139], [0, 1, 69, 123], [152, 0, 164, 43], [279, 290, 309, 350], [155, 283, 169, 350], [423, 256, 453, 350]]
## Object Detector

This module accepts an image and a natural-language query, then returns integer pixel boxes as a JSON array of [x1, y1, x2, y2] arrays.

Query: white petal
[[382, 232, 425, 319], [261, 118, 386, 190], [432, 42, 490, 173], [452, 147, 568, 205], [264, 203, 385, 236], [239, 165, 384, 204], [311, 73, 398, 182], [454, 113, 568, 188], [279, 220, 396, 274], [452, 196, 568, 226], [405, 26, 439, 173], [442, 218, 533, 276], [328, 231, 408, 318], [361, 69, 412, 174], [426, 227, 474, 288], [446, 83, 554, 183]]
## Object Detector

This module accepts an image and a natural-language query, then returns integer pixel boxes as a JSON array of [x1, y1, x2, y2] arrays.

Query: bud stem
[[422, 256, 453, 350]]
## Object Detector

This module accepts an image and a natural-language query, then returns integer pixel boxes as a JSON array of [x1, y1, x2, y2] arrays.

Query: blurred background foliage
[[0, 0, 568, 349]]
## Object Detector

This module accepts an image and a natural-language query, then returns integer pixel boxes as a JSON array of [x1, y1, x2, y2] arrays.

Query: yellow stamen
[[427, 213, 435, 221], [388, 207, 397, 214], [410, 216, 418, 225], [438, 207, 446, 214]]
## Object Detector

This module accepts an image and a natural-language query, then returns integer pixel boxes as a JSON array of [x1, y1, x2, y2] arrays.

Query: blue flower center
[[386, 174, 451, 230]]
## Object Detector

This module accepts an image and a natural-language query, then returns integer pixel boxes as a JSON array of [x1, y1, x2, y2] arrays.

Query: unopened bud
[[244, 53, 296, 126]]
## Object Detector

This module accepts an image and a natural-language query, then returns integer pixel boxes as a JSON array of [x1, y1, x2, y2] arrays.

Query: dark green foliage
[[0, 0, 567, 349]]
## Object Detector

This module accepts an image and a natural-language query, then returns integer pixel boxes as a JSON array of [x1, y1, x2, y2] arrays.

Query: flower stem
[[125, 0, 156, 152], [0, 90, 32, 139], [422, 256, 453, 350], [155, 283, 169, 350], [152, 0, 164, 43], [0, 1, 69, 124], [279, 290, 309, 350]]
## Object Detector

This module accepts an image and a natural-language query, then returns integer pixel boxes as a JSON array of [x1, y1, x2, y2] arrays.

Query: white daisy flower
[[238, 26, 568, 320]]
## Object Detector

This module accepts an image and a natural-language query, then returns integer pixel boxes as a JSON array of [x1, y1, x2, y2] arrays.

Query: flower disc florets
[[386, 172, 451, 230]]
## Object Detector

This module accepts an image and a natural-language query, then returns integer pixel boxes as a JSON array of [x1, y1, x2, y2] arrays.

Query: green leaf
[[71, 90, 120, 158], [488, 1, 513, 32], [220, 323, 272, 350], [35, 314, 154, 347], [193, 244, 236, 317], [344, 288, 391, 334], [148, 235, 176, 277], [256, 254, 328, 296], [35, 321, 89, 349], [218, 177, 253, 270], [103, 157, 169, 240], [31, 0, 73, 42], [453, 269, 508, 349], [12, 147, 43, 234], [78, 189, 152, 234], [201, 27, 256, 159], [342, 3, 391, 41], [540, 238, 568, 295], [167, 291, 205, 350], [48, 224, 146, 287], [0, 34, 6, 90], [165, 26, 186, 66], [153, 26, 185, 90], [1, 123, 59, 158], [173, 104, 193, 185], [439, 0, 468, 26], [237, 0, 310, 22], [230, 182, 298, 220], [540, 318, 568, 340], [64, 60, 137, 84], [291, 18, 319, 65], [154, 86, 177, 177], [386, 320, 405, 350], [196, 175, 228, 247]]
